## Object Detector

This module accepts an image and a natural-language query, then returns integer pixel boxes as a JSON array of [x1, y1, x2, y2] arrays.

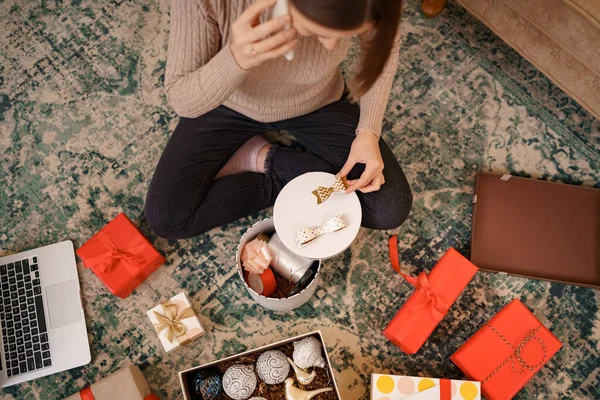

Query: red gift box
[[383, 236, 479, 354], [77, 213, 166, 298], [451, 299, 562, 400]]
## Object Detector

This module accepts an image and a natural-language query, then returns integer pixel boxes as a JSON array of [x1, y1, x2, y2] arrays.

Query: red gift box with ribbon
[[76, 213, 166, 298], [450, 299, 562, 400], [383, 236, 479, 354]]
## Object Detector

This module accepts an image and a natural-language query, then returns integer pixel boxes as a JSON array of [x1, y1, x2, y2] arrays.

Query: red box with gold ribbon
[[76, 213, 166, 298], [450, 299, 562, 400], [383, 236, 479, 354]]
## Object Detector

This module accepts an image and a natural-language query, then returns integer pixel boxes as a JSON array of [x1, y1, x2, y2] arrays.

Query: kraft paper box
[[64, 365, 159, 400], [178, 331, 341, 400], [372, 374, 481, 400], [147, 292, 205, 353], [451, 299, 562, 400], [77, 213, 166, 298], [384, 238, 479, 354]]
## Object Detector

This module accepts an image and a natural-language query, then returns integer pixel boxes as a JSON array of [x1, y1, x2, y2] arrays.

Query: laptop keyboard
[[0, 256, 52, 377]]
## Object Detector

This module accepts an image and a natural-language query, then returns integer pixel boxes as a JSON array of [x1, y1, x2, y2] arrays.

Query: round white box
[[236, 219, 321, 312], [273, 172, 361, 259]]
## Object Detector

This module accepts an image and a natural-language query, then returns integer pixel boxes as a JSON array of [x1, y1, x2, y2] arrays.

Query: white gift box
[[179, 331, 341, 400], [371, 374, 481, 400], [147, 292, 205, 353]]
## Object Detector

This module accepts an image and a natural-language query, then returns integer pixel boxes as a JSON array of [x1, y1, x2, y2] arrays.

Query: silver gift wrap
[[268, 233, 313, 283]]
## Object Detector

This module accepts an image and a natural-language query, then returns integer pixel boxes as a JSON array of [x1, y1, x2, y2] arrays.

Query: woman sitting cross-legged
[[145, 0, 413, 239]]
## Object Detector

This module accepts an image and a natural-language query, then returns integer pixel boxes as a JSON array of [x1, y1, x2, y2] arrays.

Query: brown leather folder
[[471, 172, 600, 288]]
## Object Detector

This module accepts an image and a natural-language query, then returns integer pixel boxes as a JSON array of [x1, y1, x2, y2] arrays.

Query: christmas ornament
[[293, 336, 326, 369], [190, 367, 222, 400], [256, 350, 290, 385], [223, 365, 257, 400]]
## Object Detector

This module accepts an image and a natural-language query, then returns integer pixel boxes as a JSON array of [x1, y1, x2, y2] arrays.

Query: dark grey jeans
[[145, 97, 412, 239]]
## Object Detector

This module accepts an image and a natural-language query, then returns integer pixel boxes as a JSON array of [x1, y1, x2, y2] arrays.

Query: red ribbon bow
[[410, 272, 449, 320], [388, 236, 450, 339], [84, 230, 147, 275]]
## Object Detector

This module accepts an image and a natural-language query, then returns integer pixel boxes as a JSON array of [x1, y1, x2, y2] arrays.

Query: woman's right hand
[[230, 0, 298, 70]]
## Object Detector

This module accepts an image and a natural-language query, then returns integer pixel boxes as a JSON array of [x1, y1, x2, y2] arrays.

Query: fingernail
[[279, 15, 290, 23]]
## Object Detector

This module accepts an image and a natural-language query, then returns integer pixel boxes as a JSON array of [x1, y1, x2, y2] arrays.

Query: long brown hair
[[290, 0, 402, 98]]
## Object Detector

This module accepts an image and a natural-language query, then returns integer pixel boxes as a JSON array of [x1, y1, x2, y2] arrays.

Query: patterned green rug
[[1, 0, 599, 399]]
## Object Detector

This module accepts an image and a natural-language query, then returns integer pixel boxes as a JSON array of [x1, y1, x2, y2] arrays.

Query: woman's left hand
[[337, 129, 385, 193]]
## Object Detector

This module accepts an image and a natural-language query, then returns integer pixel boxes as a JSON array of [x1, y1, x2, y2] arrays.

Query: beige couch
[[457, 0, 600, 120]]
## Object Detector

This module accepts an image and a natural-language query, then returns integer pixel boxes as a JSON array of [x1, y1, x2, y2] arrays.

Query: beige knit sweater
[[165, 0, 400, 136]]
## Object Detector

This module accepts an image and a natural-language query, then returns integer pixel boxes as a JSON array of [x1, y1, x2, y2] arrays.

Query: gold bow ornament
[[295, 215, 346, 248], [312, 177, 348, 204], [149, 294, 204, 352]]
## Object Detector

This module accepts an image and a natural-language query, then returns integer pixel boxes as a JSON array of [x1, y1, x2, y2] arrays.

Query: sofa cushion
[[512, 23, 560, 73], [502, 0, 600, 74], [564, 0, 600, 24], [457, 0, 600, 119], [580, 81, 600, 115], [546, 49, 597, 97], [480, 1, 527, 41]]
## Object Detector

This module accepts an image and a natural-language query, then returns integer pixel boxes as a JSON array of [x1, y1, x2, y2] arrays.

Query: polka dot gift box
[[371, 374, 481, 400]]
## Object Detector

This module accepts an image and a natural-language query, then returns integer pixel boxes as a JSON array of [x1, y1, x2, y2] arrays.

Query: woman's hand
[[337, 130, 385, 193], [230, 0, 298, 70]]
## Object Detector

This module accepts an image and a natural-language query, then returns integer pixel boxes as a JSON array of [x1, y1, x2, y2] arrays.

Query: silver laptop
[[0, 240, 90, 387]]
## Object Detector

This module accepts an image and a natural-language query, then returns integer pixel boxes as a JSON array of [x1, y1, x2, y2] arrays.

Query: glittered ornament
[[223, 364, 257, 400], [191, 367, 223, 400], [293, 336, 326, 369], [256, 350, 291, 385]]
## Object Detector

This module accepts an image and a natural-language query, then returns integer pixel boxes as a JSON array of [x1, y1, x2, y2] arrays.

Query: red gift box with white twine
[[451, 299, 562, 400]]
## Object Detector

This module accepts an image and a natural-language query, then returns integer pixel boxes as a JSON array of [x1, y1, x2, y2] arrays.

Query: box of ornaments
[[179, 331, 341, 400]]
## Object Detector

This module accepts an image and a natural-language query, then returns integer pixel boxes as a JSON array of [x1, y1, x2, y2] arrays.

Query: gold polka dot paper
[[371, 374, 480, 400]]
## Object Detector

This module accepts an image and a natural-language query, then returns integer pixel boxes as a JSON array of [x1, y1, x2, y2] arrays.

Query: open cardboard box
[[179, 331, 341, 400]]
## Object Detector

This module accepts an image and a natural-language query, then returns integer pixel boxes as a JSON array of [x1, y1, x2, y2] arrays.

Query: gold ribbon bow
[[153, 303, 196, 344], [483, 324, 547, 384], [312, 177, 348, 204], [295, 215, 346, 248]]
